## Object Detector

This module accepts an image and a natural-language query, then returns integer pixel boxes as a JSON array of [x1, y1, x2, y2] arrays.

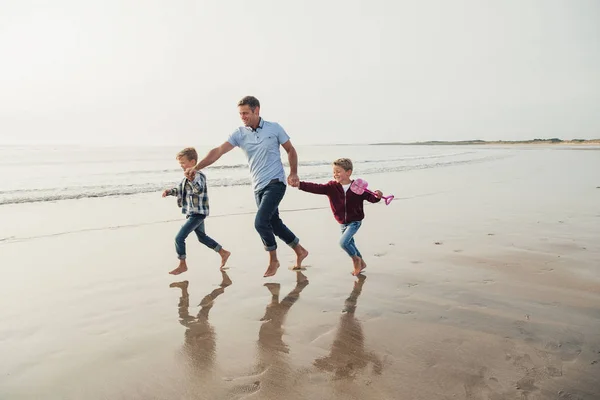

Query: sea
[[0, 144, 508, 206]]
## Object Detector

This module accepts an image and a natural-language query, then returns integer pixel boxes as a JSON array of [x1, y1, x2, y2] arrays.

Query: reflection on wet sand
[[242, 271, 310, 398], [170, 270, 232, 394], [314, 274, 383, 380]]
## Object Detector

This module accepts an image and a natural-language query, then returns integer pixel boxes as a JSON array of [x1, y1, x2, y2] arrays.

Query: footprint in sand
[[516, 376, 538, 392], [226, 380, 261, 398], [410, 260, 422, 264], [395, 310, 415, 315], [543, 333, 584, 362]]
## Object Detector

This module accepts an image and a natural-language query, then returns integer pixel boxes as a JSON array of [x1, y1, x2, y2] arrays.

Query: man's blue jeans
[[175, 214, 222, 260], [339, 221, 362, 258], [254, 181, 299, 251]]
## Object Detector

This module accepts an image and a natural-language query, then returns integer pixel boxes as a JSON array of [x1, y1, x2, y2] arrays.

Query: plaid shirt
[[167, 171, 210, 216]]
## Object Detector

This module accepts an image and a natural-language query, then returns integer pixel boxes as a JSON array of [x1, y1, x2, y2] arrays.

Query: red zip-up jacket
[[298, 180, 381, 224]]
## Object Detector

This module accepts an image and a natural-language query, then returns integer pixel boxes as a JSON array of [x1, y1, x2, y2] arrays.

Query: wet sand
[[1, 147, 599, 399]]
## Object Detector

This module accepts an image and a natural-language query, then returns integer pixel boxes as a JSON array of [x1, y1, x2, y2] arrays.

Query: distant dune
[[372, 138, 600, 146]]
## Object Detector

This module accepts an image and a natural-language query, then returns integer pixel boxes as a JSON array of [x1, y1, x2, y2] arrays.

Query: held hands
[[162, 189, 170, 197], [287, 173, 300, 188], [184, 167, 196, 180], [374, 190, 383, 199]]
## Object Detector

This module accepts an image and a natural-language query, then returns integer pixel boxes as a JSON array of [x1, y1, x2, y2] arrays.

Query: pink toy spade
[[350, 178, 395, 205]]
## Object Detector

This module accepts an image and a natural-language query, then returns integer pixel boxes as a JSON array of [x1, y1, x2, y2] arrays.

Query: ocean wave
[[0, 155, 504, 206]]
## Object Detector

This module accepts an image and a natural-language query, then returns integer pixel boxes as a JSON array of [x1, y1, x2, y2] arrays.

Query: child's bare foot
[[293, 245, 309, 269], [263, 260, 280, 278], [219, 249, 231, 269], [351, 256, 365, 276], [169, 261, 188, 275]]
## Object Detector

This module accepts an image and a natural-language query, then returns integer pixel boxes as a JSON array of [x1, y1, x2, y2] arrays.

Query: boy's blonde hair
[[176, 147, 198, 162], [333, 158, 353, 171]]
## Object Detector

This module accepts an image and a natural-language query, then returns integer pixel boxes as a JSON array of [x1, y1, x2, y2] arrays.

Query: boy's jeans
[[254, 181, 299, 251], [175, 214, 222, 260], [339, 221, 362, 258]]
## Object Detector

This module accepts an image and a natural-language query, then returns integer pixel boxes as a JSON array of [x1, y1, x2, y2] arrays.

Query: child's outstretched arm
[[298, 181, 329, 195], [163, 187, 178, 197], [364, 190, 382, 203]]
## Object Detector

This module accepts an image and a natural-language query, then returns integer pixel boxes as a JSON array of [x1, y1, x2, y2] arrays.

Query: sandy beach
[[1, 146, 599, 399]]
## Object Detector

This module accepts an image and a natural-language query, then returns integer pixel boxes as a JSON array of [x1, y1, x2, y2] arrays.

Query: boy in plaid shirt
[[163, 147, 231, 275]]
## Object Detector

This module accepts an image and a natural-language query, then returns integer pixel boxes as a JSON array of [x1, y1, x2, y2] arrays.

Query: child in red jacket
[[294, 158, 384, 276]]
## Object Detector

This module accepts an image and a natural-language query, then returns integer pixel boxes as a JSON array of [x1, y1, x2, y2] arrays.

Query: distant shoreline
[[371, 139, 600, 146]]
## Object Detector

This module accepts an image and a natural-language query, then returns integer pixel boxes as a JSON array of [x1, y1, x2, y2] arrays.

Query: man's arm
[[281, 140, 299, 186], [185, 141, 234, 179]]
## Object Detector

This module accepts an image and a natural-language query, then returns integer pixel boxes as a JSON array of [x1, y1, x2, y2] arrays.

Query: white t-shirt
[[342, 183, 351, 192]]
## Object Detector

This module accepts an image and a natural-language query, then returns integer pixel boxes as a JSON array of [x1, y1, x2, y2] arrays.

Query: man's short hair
[[176, 147, 198, 162], [237, 96, 260, 110], [333, 158, 353, 171]]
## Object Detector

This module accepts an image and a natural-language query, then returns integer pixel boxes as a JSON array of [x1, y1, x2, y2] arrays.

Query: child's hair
[[176, 147, 198, 162], [332, 158, 353, 171]]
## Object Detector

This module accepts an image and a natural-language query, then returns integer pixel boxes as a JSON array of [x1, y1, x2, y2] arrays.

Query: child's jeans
[[175, 214, 222, 260], [339, 221, 362, 258]]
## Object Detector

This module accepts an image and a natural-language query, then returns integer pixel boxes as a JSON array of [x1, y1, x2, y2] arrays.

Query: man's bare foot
[[264, 260, 280, 278], [293, 245, 309, 269], [169, 262, 188, 275], [219, 249, 231, 269]]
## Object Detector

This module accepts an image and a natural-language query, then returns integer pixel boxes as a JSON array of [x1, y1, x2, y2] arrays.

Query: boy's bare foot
[[293, 245, 309, 269], [263, 260, 280, 278], [169, 262, 188, 275], [219, 249, 231, 269], [351, 257, 365, 276]]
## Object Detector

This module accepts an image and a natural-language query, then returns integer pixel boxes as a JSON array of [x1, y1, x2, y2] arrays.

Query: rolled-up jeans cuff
[[214, 245, 222, 252], [178, 255, 186, 260], [287, 237, 300, 248], [265, 244, 277, 251]]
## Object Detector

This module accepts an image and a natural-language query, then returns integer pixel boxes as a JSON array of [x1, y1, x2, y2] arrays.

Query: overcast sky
[[1, 0, 599, 145]]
